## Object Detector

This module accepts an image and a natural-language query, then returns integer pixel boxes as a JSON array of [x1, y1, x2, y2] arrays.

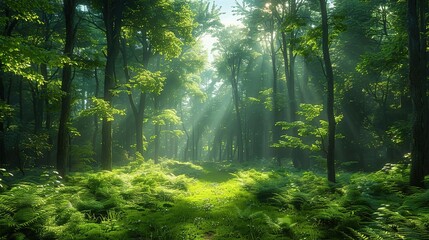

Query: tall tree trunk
[[320, 0, 336, 183], [120, 38, 147, 155], [135, 94, 146, 155], [0, 63, 5, 167], [57, 0, 76, 176], [270, 29, 283, 164], [278, 0, 304, 169], [408, 0, 429, 187], [154, 96, 160, 163], [287, 33, 305, 168], [92, 68, 100, 162], [230, 64, 244, 162], [101, 0, 124, 170], [33, 88, 44, 133], [41, 63, 53, 165], [281, 31, 302, 169], [419, 0, 429, 176]]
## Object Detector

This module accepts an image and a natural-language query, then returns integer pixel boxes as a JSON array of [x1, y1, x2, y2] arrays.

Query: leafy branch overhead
[[0, 36, 73, 86], [273, 104, 343, 153], [121, 68, 165, 95], [152, 109, 181, 126], [80, 97, 125, 122]]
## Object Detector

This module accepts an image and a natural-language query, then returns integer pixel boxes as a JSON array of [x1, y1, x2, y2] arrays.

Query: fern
[[401, 189, 429, 213], [0, 196, 15, 216], [346, 227, 372, 240], [234, 206, 280, 239], [359, 225, 403, 240]]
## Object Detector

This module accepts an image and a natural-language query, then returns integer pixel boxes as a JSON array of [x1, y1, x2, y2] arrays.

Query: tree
[[241, 0, 311, 167], [277, 0, 307, 168], [120, 0, 194, 157], [319, 0, 335, 183], [57, 0, 77, 176], [214, 27, 252, 162], [0, 2, 18, 166], [0, 0, 55, 167], [408, 0, 429, 187], [101, 0, 125, 171], [238, 1, 284, 163]]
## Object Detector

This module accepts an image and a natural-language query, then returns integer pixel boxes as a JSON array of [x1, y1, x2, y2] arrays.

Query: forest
[[0, 0, 429, 239]]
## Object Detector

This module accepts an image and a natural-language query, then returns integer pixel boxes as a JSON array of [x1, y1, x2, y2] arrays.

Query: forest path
[[159, 162, 281, 239]]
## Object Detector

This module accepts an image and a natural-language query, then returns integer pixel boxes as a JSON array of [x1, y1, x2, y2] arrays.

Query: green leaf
[[152, 109, 181, 126], [128, 69, 165, 95], [79, 97, 125, 122]]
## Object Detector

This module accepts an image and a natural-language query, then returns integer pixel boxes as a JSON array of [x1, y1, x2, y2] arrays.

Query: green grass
[[0, 159, 428, 239]]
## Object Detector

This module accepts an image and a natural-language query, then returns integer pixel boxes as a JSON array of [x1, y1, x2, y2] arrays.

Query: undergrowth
[[0, 159, 428, 239]]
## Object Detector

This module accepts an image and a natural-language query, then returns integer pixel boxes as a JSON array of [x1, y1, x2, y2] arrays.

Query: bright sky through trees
[[202, 0, 241, 62], [215, 0, 240, 26]]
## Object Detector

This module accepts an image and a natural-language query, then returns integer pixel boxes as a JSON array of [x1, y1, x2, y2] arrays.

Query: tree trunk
[[135, 94, 146, 155], [408, 0, 429, 187], [154, 96, 160, 163], [287, 34, 305, 168], [270, 30, 283, 164], [57, 0, 76, 176], [41, 63, 53, 166], [33, 88, 44, 133], [281, 30, 303, 169], [92, 67, 100, 162], [418, 0, 429, 176], [320, 0, 336, 183], [0, 63, 5, 167], [120, 37, 147, 156], [101, 0, 124, 170], [230, 64, 244, 162]]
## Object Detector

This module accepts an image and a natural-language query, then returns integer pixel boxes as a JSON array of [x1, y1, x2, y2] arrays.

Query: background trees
[[0, 0, 427, 187]]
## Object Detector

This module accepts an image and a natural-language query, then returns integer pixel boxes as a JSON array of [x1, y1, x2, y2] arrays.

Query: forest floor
[[1, 158, 429, 239]]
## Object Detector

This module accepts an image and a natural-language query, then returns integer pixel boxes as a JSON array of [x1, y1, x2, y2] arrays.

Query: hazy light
[[77, 4, 88, 12], [264, 3, 272, 13], [202, 0, 244, 64]]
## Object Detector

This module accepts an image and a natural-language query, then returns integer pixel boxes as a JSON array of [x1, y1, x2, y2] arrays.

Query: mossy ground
[[1, 159, 429, 239]]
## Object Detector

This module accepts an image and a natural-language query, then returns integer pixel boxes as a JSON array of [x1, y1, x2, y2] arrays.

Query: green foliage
[[1, 0, 55, 23], [122, 68, 165, 95], [257, 88, 274, 111], [0, 35, 72, 86], [184, 79, 207, 101], [40, 169, 64, 187], [0, 168, 13, 190], [80, 97, 125, 122], [70, 144, 96, 171], [0, 183, 56, 239], [160, 159, 205, 178], [0, 101, 14, 122], [152, 109, 181, 126], [124, 0, 196, 59], [20, 132, 52, 164], [190, 0, 222, 36], [386, 120, 411, 145], [274, 103, 343, 154], [1, 160, 428, 239]]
